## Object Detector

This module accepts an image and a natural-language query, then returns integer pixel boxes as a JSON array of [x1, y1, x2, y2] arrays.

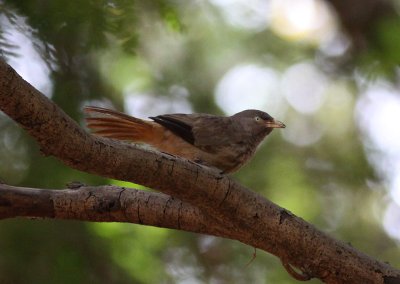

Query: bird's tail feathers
[[84, 106, 153, 142]]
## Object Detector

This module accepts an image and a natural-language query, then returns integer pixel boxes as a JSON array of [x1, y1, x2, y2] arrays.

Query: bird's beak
[[265, 119, 286, 128]]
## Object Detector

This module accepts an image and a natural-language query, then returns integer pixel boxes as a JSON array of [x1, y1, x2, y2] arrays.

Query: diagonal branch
[[0, 58, 399, 283]]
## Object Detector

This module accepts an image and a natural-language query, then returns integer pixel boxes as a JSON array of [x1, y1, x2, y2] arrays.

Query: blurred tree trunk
[[326, 0, 395, 49]]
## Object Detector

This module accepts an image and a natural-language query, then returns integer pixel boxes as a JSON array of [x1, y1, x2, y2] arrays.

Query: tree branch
[[0, 183, 236, 239], [0, 58, 399, 283]]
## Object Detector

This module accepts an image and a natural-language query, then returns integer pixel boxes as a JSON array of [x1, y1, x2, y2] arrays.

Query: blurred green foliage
[[0, 0, 399, 283]]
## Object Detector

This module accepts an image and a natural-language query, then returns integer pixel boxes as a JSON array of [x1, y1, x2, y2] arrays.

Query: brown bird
[[84, 106, 285, 173]]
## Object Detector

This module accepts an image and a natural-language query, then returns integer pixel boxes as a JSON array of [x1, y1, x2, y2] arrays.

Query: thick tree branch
[[0, 58, 399, 283], [0, 183, 236, 238]]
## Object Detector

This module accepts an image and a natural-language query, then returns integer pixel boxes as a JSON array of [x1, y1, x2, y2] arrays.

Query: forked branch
[[0, 59, 399, 283]]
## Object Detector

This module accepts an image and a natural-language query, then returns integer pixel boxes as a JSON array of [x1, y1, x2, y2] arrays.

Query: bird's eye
[[254, 116, 261, 121]]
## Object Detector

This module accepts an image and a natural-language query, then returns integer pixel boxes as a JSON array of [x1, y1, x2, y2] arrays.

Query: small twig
[[245, 247, 257, 268]]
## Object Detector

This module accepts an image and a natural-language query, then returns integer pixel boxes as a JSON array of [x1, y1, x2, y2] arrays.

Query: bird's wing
[[150, 114, 235, 152], [150, 113, 197, 145], [192, 116, 235, 148]]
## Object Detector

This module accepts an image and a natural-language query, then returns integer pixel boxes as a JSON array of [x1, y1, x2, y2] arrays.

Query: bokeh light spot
[[281, 62, 328, 114], [270, 0, 337, 44], [215, 64, 283, 115], [209, 0, 269, 31], [383, 202, 400, 241]]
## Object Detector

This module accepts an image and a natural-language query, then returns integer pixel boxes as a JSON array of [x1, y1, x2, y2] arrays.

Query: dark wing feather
[[150, 115, 195, 144], [151, 113, 236, 153]]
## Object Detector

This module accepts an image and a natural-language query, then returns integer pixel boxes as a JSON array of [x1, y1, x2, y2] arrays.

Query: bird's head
[[232, 109, 286, 131], [232, 109, 286, 137]]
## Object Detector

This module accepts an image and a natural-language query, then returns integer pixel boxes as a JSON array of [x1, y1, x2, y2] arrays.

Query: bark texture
[[0, 59, 399, 283], [0, 184, 235, 238]]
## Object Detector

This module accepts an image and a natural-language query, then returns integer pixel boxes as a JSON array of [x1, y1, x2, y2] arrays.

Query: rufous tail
[[84, 106, 154, 142]]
